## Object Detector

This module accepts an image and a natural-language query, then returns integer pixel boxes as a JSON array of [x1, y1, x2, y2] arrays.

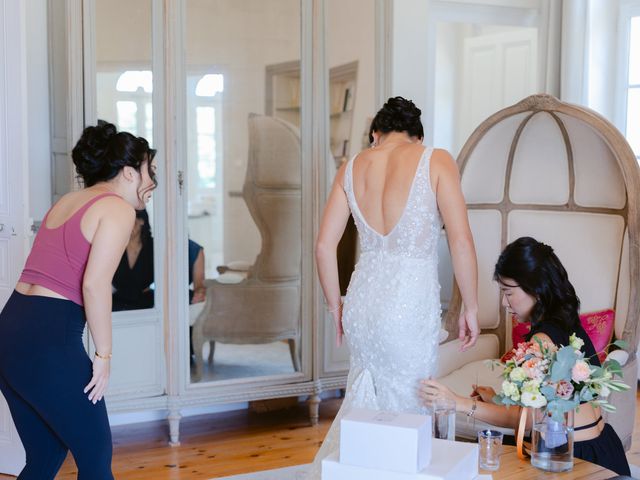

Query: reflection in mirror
[[433, 23, 538, 158], [324, 0, 375, 369], [186, 0, 302, 383], [94, 0, 156, 311]]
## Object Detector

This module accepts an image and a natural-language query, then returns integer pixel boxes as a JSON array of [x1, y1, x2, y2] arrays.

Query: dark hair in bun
[[72, 120, 157, 188], [368, 96, 424, 144]]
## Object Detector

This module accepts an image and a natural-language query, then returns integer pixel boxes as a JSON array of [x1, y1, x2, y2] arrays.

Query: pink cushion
[[511, 315, 531, 347], [580, 309, 615, 363], [509, 309, 615, 363]]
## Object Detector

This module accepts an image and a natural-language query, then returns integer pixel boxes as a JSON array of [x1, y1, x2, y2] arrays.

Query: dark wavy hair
[[494, 237, 581, 336], [72, 120, 157, 198], [368, 96, 424, 144]]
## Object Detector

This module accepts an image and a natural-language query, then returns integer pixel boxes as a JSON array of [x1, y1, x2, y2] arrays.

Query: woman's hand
[[191, 287, 206, 304], [84, 356, 111, 404], [419, 379, 461, 408], [472, 384, 496, 403], [458, 308, 479, 351]]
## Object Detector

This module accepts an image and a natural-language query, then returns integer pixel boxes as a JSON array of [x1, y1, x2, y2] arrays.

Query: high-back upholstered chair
[[436, 94, 640, 448], [191, 114, 302, 382]]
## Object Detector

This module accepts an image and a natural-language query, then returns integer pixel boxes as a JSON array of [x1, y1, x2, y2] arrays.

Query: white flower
[[509, 367, 527, 382], [521, 391, 548, 408], [599, 385, 611, 399], [522, 379, 542, 393], [501, 380, 520, 398], [569, 333, 584, 351]]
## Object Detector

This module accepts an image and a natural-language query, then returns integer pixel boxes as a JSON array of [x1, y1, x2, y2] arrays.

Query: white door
[[0, 0, 28, 473], [458, 28, 538, 150]]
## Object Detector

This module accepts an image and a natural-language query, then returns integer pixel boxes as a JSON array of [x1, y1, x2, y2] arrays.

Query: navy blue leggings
[[0, 291, 113, 479]]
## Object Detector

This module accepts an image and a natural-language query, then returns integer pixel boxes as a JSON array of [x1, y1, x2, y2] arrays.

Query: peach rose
[[571, 360, 592, 383]]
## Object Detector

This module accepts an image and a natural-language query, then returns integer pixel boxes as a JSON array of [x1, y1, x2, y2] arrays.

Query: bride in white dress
[[307, 97, 479, 478]]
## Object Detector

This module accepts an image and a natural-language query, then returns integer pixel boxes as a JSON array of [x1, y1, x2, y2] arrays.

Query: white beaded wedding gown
[[305, 146, 443, 479]]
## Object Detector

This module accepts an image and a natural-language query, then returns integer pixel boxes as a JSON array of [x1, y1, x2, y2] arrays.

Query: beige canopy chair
[[191, 114, 302, 382], [436, 94, 640, 449]]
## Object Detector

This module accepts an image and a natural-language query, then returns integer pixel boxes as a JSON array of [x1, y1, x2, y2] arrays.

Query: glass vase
[[530, 408, 574, 472]]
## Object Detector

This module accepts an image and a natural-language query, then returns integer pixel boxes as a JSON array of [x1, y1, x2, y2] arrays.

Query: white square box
[[323, 438, 479, 480], [340, 408, 432, 473]]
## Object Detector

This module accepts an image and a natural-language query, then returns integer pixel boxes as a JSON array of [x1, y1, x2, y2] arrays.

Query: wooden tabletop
[[481, 445, 616, 479]]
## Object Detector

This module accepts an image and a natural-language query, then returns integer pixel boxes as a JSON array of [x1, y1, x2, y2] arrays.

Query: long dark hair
[[72, 120, 157, 200], [368, 96, 424, 144], [494, 237, 581, 335]]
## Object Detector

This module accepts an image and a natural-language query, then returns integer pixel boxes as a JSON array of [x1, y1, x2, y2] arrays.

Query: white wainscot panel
[[108, 315, 165, 399]]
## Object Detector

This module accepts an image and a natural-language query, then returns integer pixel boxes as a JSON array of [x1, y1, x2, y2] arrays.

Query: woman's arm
[[315, 162, 351, 347], [191, 248, 206, 303], [419, 379, 522, 429], [82, 199, 135, 403], [432, 149, 479, 350]]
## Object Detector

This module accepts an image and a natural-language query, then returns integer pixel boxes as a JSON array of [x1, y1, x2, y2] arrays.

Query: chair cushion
[[510, 310, 615, 363], [580, 309, 616, 363]]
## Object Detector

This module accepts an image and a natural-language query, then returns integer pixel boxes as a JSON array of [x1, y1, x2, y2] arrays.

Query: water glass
[[432, 397, 456, 440], [478, 429, 503, 471]]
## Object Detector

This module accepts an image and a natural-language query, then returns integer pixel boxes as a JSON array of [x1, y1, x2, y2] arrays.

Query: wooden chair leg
[[208, 340, 215, 366]]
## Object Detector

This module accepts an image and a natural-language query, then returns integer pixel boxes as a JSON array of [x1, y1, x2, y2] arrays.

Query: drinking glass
[[478, 429, 503, 471], [432, 397, 456, 440]]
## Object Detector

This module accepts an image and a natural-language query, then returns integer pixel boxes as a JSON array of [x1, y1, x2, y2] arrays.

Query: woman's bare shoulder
[[95, 195, 135, 217], [430, 148, 455, 165]]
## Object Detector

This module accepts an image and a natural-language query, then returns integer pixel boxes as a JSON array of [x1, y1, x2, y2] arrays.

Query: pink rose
[[571, 360, 591, 383], [556, 380, 574, 399], [523, 358, 541, 377]]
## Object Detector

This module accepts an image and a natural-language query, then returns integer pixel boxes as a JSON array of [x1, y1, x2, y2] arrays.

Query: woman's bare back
[[351, 142, 439, 237]]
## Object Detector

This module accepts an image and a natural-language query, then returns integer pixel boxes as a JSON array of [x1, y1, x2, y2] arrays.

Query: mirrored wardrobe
[[48, 0, 387, 444]]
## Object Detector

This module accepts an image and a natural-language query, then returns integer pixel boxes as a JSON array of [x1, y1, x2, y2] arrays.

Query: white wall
[[26, 0, 52, 222], [391, 0, 431, 113], [587, 0, 619, 121]]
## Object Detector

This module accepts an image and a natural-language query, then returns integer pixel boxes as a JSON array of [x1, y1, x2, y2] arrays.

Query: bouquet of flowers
[[492, 334, 629, 422]]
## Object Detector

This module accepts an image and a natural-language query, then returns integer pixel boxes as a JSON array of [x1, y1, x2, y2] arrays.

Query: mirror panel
[[185, 0, 303, 384], [322, 0, 376, 374], [94, 0, 157, 312]]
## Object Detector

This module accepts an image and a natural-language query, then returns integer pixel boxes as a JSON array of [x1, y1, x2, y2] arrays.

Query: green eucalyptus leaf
[[551, 347, 577, 382], [613, 339, 628, 349]]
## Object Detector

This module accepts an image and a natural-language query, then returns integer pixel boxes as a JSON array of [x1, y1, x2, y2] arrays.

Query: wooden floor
[[1, 399, 340, 480], [2, 392, 640, 479]]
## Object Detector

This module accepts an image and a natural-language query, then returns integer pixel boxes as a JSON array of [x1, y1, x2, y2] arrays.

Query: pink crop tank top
[[19, 193, 120, 306]]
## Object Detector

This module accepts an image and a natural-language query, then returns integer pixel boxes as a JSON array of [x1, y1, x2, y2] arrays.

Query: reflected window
[[187, 73, 225, 276], [95, 70, 154, 145], [116, 70, 153, 93], [196, 73, 224, 97]]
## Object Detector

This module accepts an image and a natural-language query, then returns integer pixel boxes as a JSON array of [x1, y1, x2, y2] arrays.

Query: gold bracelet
[[95, 351, 112, 359]]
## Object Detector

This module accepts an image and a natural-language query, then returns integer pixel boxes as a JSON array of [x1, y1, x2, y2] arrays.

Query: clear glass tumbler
[[478, 429, 503, 471], [432, 397, 456, 441]]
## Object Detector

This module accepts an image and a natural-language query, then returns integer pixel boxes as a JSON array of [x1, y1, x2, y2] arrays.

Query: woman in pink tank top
[[0, 120, 156, 479]]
